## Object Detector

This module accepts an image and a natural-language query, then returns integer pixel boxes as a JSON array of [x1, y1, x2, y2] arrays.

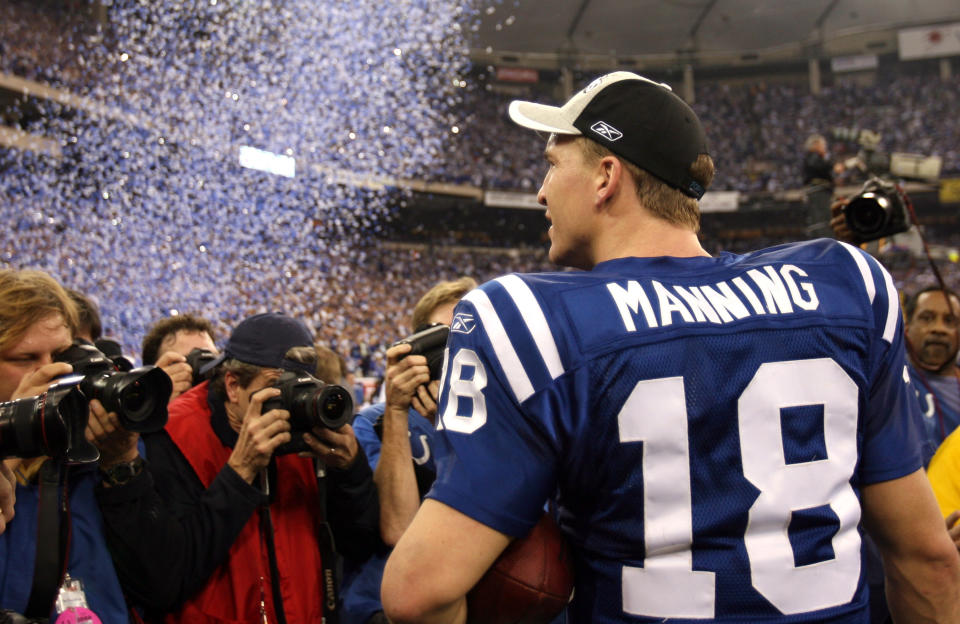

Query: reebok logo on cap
[[590, 121, 623, 142]]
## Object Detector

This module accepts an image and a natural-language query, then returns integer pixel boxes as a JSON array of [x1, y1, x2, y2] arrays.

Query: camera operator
[[96, 312, 379, 623], [0, 269, 134, 622], [343, 277, 475, 624], [802, 133, 844, 235], [141, 314, 218, 403]]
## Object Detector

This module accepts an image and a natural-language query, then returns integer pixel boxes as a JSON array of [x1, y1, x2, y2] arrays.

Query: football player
[[381, 72, 960, 623]]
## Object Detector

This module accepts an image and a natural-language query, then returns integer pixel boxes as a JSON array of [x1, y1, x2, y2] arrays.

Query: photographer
[[96, 312, 379, 623], [802, 133, 844, 235], [0, 269, 133, 622], [141, 314, 218, 403], [343, 277, 475, 624]]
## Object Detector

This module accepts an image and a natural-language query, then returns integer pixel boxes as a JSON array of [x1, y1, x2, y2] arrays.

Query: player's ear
[[595, 155, 623, 207]]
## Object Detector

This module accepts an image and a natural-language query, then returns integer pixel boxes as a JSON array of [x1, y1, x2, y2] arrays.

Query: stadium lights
[[238, 145, 296, 178]]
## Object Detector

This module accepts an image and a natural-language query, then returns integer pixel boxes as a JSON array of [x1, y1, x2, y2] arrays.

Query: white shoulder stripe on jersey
[[462, 288, 536, 402], [495, 274, 565, 380], [839, 242, 876, 304], [878, 261, 899, 344]]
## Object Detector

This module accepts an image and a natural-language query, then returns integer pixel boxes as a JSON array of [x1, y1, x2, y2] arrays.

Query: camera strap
[[25, 459, 70, 619], [313, 461, 341, 624]]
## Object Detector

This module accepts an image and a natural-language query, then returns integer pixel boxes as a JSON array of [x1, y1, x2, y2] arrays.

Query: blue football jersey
[[427, 239, 923, 623]]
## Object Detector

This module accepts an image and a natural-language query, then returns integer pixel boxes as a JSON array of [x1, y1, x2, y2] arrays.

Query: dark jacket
[[97, 382, 379, 622]]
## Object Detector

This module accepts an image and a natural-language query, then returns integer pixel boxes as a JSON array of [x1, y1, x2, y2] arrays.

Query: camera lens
[[0, 379, 98, 463], [313, 385, 352, 430], [846, 192, 889, 237], [120, 380, 147, 419], [89, 366, 171, 432]]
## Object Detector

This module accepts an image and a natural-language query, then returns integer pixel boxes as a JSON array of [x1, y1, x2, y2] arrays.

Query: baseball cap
[[199, 312, 314, 375], [508, 71, 710, 199]]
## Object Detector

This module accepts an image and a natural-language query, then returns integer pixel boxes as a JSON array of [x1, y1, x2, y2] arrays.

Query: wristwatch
[[100, 456, 145, 486]]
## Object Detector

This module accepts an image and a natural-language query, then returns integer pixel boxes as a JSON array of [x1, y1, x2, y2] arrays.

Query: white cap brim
[[508, 100, 581, 135]]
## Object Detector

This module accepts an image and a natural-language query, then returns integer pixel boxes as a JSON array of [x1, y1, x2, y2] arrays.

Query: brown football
[[466, 512, 574, 624]]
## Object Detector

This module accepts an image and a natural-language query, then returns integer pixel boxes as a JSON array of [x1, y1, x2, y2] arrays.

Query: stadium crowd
[[434, 69, 960, 193], [3, 1, 960, 197]]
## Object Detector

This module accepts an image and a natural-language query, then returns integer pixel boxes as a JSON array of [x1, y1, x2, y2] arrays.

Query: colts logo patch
[[451, 312, 476, 335], [591, 121, 623, 141]]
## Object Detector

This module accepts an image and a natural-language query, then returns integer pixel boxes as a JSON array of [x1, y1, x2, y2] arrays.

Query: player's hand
[[303, 423, 360, 470], [155, 351, 193, 403], [946, 511, 960, 553], [830, 196, 856, 244], [0, 462, 15, 534], [384, 343, 430, 418], [227, 388, 291, 483], [411, 380, 440, 422], [87, 400, 139, 467], [10, 362, 73, 401]]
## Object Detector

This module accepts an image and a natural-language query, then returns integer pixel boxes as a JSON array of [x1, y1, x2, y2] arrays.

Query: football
[[466, 512, 574, 624]]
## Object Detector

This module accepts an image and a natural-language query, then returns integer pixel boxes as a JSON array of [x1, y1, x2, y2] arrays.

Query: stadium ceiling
[[468, 0, 960, 70]]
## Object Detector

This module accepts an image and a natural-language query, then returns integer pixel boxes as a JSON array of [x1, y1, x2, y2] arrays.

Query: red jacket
[[164, 383, 326, 624]]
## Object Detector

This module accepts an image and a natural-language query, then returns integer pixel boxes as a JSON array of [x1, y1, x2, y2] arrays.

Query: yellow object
[[928, 429, 960, 518], [939, 178, 960, 204]]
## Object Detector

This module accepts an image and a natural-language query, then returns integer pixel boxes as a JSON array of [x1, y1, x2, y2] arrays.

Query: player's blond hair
[[576, 136, 714, 233]]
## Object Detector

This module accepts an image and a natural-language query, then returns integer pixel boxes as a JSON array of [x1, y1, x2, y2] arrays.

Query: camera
[[392, 324, 450, 381], [95, 338, 135, 372], [185, 348, 219, 386], [55, 341, 172, 433], [843, 176, 910, 243], [264, 370, 354, 455], [0, 375, 99, 464]]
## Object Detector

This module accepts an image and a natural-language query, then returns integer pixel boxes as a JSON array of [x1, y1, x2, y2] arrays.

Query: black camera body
[[94, 338, 135, 372], [843, 176, 911, 243], [185, 347, 219, 386], [392, 324, 450, 381], [55, 341, 172, 433], [264, 370, 354, 456], [0, 375, 99, 464]]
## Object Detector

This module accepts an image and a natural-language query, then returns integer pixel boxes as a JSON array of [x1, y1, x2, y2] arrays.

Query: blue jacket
[[0, 462, 130, 623]]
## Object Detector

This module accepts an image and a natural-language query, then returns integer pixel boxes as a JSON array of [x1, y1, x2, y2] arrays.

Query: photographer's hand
[[10, 362, 73, 401], [376, 343, 432, 545], [6, 362, 74, 474], [385, 343, 431, 418], [227, 388, 290, 484], [304, 423, 360, 470], [155, 351, 193, 403], [830, 196, 856, 244], [411, 380, 440, 422], [87, 399, 139, 467], [0, 462, 15, 534]]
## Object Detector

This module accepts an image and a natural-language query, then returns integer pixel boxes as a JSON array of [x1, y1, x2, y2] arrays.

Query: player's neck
[[595, 213, 709, 263]]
